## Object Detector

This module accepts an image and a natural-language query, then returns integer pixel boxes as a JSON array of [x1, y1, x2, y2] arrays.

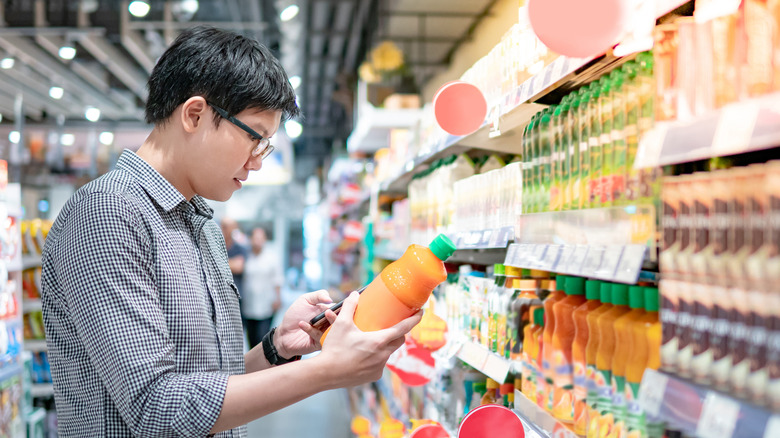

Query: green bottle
[[578, 89, 591, 210], [611, 70, 628, 206], [552, 103, 565, 212], [623, 61, 641, 203], [588, 82, 603, 208], [539, 110, 553, 213], [599, 76, 614, 207]]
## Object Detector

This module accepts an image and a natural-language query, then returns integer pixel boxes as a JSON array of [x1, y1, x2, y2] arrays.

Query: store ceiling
[[0, 0, 495, 164]]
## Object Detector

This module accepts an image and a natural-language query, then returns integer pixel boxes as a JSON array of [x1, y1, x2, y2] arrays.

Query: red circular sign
[[410, 424, 450, 438], [433, 81, 487, 136], [458, 405, 525, 438]]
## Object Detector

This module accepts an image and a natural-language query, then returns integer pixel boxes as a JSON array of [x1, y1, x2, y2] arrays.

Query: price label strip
[[557, 245, 576, 274], [638, 369, 669, 418], [505, 244, 519, 267], [457, 341, 489, 371], [581, 246, 605, 278], [696, 392, 740, 438], [541, 244, 562, 271], [532, 244, 548, 269], [614, 244, 647, 284], [483, 353, 512, 383], [595, 245, 624, 281], [569, 245, 589, 276]]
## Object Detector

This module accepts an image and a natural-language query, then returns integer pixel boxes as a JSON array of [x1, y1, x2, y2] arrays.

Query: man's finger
[[336, 292, 359, 322], [298, 321, 324, 347], [377, 310, 423, 340], [305, 289, 333, 305]]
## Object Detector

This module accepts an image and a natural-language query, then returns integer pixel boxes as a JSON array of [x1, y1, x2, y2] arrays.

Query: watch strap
[[262, 327, 301, 365]]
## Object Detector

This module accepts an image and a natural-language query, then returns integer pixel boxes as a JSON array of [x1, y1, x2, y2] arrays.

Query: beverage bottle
[[551, 276, 587, 423], [610, 286, 647, 437], [585, 282, 613, 436], [573, 280, 603, 436], [523, 307, 545, 401], [592, 284, 631, 438], [542, 277, 567, 412], [321, 234, 456, 343], [625, 287, 660, 438], [535, 307, 547, 408]]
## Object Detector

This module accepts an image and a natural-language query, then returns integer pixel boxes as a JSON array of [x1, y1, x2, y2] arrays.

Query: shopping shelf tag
[[595, 245, 624, 280], [569, 245, 589, 276], [696, 392, 740, 438], [541, 244, 561, 271], [581, 246, 605, 277], [557, 245, 576, 274], [614, 244, 646, 284], [483, 353, 512, 383], [638, 369, 668, 418], [505, 244, 519, 267], [532, 245, 548, 269]]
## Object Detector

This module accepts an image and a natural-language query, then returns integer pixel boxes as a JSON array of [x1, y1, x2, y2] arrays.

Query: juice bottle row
[[521, 53, 661, 214], [660, 161, 780, 411], [452, 162, 522, 234]]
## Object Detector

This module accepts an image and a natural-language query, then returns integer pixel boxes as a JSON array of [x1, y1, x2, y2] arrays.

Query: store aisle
[[245, 288, 352, 437]]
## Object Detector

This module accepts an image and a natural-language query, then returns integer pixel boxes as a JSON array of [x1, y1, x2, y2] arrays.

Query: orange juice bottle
[[592, 284, 631, 438], [542, 277, 567, 412], [585, 282, 613, 437], [573, 280, 603, 436], [523, 307, 545, 401], [645, 291, 663, 438], [552, 276, 587, 423], [536, 307, 547, 408], [610, 286, 647, 438], [321, 234, 455, 344], [625, 287, 659, 438]]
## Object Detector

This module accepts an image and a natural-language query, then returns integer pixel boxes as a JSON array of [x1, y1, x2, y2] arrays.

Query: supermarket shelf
[[448, 248, 509, 266], [0, 363, 22, 383], [347, 105, 423, 153], [22, 299, 42, 313], [22, 255, 41, 270], [638, 369, 779, 438], [451, 226, 514, 250], [337, 192, 371, 219], [31, 383, 54, 398], [513, 389, 579, 438], [455, 339, 519, 384], [635, 92, 780, 168], [24, 339, 47, 352]]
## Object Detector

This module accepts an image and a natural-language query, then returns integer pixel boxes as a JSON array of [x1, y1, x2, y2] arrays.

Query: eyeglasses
[[207, 102, 275, 160]]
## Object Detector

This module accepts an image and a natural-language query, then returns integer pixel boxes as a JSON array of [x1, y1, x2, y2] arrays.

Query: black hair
[[145, 26, 300, 125]]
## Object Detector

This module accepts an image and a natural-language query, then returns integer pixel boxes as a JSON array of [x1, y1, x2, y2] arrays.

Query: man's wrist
[[273, 327, 291, 359]]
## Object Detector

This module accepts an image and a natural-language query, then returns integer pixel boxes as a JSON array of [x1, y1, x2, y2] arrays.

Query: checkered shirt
[[41, 150, 246, 437]]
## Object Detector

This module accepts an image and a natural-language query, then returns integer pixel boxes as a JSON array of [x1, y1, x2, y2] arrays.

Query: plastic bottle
[[321, 234, 456, 344], [599, 75, 615, 207], [588, 82, 603, 208], [542, 277, 566, 412], [551, 102, 565, 212], [523, 307, 545, 401], [578, 89, 592, 210], [585, 282, 613, 418], [623, 61, 641, 203], [592, 284, 631, 438], [551, 276, 587, 423], [566, 94, 580, 211], [573, 280, 603, 437], [610, 286, 647, 437], [540, 111, 554, 213], [482, 378, 500, 405], [625, 287, 660, 438], [610, 70, 628, 206], [535, 307, 547, 408]]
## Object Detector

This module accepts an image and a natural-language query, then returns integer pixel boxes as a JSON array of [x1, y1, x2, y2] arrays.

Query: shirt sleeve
[[52, 192, 228, 438]]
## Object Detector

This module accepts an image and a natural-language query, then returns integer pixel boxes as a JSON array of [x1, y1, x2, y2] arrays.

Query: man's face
[[190, 107, 282, 202], [251, 228, 267, 250]]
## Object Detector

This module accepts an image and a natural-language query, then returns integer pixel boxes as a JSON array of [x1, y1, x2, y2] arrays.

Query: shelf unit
[[23, 339, 46, 352], [21, 255, 41, 271], [22, 299, 42, 313], [30, 383, 53, 398], [638, 369, 780, 438]]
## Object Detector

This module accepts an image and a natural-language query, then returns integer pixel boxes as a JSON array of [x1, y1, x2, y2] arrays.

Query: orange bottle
[[585, 282, 612, 430], [522, 306, 544, 400], [573, 280, 603, 436], [321, 235, 456, 343], [535, 307, 547, 407], [551, 276, 587, 423], [591, 284, 631, 438], [542, 277, 566, 412], [625, 287, 659, 438], [610, 286, 646, 438]]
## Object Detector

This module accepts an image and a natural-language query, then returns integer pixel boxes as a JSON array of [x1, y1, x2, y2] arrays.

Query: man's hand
[[274, 290, 333, 358]]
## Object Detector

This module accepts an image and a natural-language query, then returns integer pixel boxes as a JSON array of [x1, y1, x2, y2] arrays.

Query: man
[[220, 217, 249, 294], [242, 227, 282, 348], [40, 26, 420, 437]]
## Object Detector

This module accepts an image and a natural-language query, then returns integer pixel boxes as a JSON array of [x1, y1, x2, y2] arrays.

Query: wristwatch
[[262, 327, 301, 365]]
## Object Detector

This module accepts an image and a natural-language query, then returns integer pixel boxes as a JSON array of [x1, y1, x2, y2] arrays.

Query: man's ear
[[179, 96, 209, 133]]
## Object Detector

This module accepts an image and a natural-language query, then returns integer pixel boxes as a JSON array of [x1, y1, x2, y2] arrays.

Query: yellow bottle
[[585, 282, 612, 437], [625, 287, 659, 438], [542, 278, 567, 412], [610, 286, 646, 438]]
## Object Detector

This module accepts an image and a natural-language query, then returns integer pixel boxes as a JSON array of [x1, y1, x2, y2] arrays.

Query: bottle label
[[611, 374, 628, 438], [585, 363, 600, 408], [626, 381, 647, 438], [596, 368, 613, 415]]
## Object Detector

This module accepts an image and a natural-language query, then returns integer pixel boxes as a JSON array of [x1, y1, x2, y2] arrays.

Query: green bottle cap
[[494, 264, 505, 275], [611, 283, 629, 306], [522, 269, 531, 277], [571, 94, 581, 108], [554, 105, 563, 117], [623, 60, 638, 79], [567, 276, 585, 296], [534, 307, 545, 327], [600, 282, 612, 304], [429, 234, 456, 261], [473, 382, 487, 393], [599, 78, 611, 94], [557, 275, 568, 291], [644, 287, 659, 312], [541, 113, 552, 124], [629, 286, 644, 309], [585, 280, 601, 300]]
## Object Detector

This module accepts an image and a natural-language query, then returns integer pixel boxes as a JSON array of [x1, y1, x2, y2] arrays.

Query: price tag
[[638, 369, 668, 417], [569, 245, 589, 276], [532, 244, 548, 269], [551, 57, 565, 82], [558, 245, 576, 274], [488, 103, 502, 138], [505, 244, 518, 266], [696, 392, 740, 438], [479, 229, 493, 247], [614, 244, 647, 284], [542, 244, 561, 271], [596, 245, 624, 280], [483, 353, 512, 383], [712, 103, 759, 157], [457, 341, 488, 370], [581, 246, 605, 277], [634, 125, 667, 169], [763, 415, 780, 438]]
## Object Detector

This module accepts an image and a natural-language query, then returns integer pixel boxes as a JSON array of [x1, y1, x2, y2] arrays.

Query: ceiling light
[[284, 120, 302, 139], [179, 0, 199, 14], [85, 106, 100, 122], [58, 45, 76, 60], [99, 131, 114, 145], [8, 131, 19, 144], [280, 4, 299, 22], [49, 86, 64, 100], [289, 75, 301, 89], [128, 1, 151, 18], [0, 58, 13, 69], [60, 133, 75, 146]]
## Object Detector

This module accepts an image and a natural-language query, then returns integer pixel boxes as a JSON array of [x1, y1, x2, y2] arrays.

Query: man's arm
[[53, 193, 227, 438], [228, 251, 245, 274]]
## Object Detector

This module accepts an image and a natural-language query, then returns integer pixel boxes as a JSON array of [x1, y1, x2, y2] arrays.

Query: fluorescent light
[[85, 106, 100, 122], [8, 131, 19, 144], [99, 131, 114, 145], [180, 0, 199, 14], [280, 4, 299, 22], [0, 58, 14, 69], [49, 86, 64, 100], [58, 45, 76, 60], [128, 1, 151, 18], [285, 120, 302, 138], [60, 133, 75, 146], [289, 75, 301, 89]]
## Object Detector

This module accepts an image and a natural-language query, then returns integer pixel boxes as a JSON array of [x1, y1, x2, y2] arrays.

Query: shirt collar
[[115, 150, 213, 219]]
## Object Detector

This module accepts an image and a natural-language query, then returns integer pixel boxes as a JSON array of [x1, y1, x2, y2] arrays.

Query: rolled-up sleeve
[[53, 192, 227, 437]]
